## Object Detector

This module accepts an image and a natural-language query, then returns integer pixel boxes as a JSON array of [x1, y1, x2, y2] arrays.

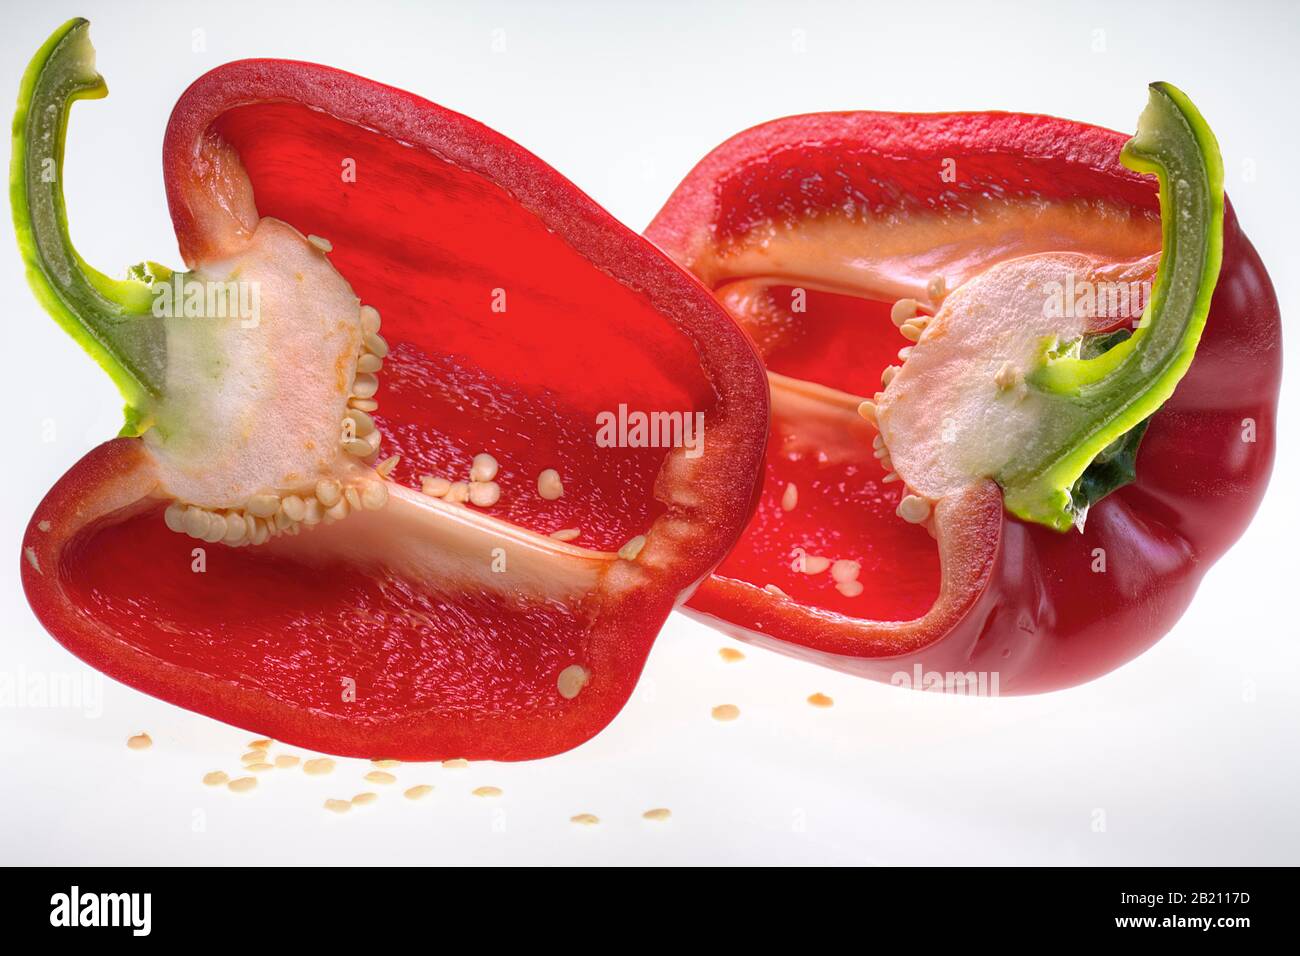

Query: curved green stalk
[[999, 82, 1225, 531], [11, 18, 166, 434]]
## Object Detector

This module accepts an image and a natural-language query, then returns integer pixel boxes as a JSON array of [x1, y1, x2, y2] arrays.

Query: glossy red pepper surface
[[647, 110, 1280, 693], [21, 58, 768, 758]]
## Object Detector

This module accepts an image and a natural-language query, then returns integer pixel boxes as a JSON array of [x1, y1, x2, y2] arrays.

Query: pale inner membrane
[[877, 251, 1157, 501], [145, 218, 367, 508]]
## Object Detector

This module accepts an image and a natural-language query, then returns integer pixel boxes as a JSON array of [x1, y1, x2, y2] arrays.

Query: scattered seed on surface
[[303, 758, 336, 776], [764, 583, 788, 597], [550, 528, 581, 542], [202, 771, 229, 786], [470, 453, 499, 483], [324, 799, 351, 814], [642, 808, 672, 822], [247, 762, 274, 772], [404, 785, 434, 800], [718, 647, 745, 663], [360, 481, 389, 511], [126, 733, 152, 750], [857, 400, 877, 425], [364, 771, 396, 785], [352, 792, 379, 805], [890, 298, 919, 326], [801, 554, 831, 574], [557, 664, 590, 700], [246, 494, 280, 518], [836, 580, 865, 597], [897, 494, 932, 524], [537, 468, 564, 500], [241, 750, 266, 764], [617, 535, 646, 561], [781, 482, 798, 512], [570, 813, 600, 826], [353, 373, 379, 399], [343, 411, 374, 444], [445, 481, 470, 504], [274, 755, 300, 769], [248, 738, 272, 750], [307, 234, 333, 252], [280, 495, 307, 521], [442, 759, 469, 769], [473, 786, 503, 798], [371, 759, 400, 769], [830, 559, 861, 583], [421, 476, 452, 498], [375, 455, 400, 478], [468, 480, 501, 507], [994, 361, 1020, 390], [927, 275, 947, 300], [807, 692, 834, 708], [315, 479, 342, 508], [227, 777, 257, 793], [711, 704, 740, 722]]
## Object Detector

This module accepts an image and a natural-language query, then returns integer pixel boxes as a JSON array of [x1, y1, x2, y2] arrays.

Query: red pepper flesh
[[647, 106, 1279, 693], [18, 24, 768, 759]]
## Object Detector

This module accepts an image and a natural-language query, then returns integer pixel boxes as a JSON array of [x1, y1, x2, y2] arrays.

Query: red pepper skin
[[647, 110, 1280, 693], [20, 60, 769, 759]]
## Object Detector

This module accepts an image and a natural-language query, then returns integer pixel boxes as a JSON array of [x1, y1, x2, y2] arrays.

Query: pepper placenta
[[647, 86, 1280, 693], [15, 20, 768, 758]]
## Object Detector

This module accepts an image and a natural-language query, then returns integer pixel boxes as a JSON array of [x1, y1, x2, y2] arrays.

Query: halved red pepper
[[647, 87, 1280, 693], [14, 20, 768, 759]]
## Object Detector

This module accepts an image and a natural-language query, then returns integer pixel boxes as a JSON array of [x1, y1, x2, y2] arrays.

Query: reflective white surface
[[2, 0, 1296, 865]]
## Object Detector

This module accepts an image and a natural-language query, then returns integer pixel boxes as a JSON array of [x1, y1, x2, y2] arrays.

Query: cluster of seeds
[[795, 554, 864, 598], [139, 732, 676, 831], [322, 758, 439, 813], [856, 286, 949, 532], [162, 302, 394, 546], [768, 281, 953, 598], [163, 476, 391, 546], [199, 739, 335, 792], [421, 452, 501, 507], [529, 808, 676, 826], [197, 737, 292, 793], [417, 459, 609, 553]]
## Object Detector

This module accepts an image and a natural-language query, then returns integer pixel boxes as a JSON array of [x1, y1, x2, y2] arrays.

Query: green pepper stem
[[10, 18, 166, 433], [999, 82, 1225, 531]]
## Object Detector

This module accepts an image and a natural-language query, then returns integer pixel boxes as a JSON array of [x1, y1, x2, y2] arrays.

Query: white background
[[2, 0, 1296, 866]]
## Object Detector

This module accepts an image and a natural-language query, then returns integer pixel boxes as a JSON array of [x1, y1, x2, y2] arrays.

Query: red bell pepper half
[[648, 87, 1280, 693], [14, 20, 768, 759]]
